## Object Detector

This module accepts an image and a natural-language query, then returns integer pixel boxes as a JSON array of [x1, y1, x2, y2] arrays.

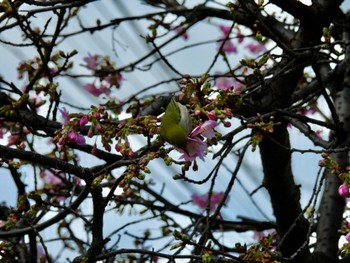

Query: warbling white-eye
[[160, 98, 192, 150]]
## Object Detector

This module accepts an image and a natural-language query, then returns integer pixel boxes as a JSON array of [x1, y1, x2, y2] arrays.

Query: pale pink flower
[[236, 27, 244, 43], [215, 75, 242, 91], [216, 76, 234, 90], [245, 42, 266, 54], [179, 137, 208, 161], [83, 53, 100, 71], [192, 192, 228, 212], [217, 25, 237, 54], [40, 169, 79, 202], [219, 25, 231, 35], [40, 169, 64, 187], [67, 130, 85, 145], [218, 39, 237, 54], [191, 120, 218, 139], [83, 83, 111, 97], [59, 107, 69, 125], [37, 245, 47, 262], [346, 232, 350, 243]]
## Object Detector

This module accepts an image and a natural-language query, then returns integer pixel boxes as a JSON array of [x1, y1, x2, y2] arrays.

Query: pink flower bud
[[91, 144, 98, 155], [194, 110, 201, 116], [338, 183, 349, 197], [318, 160, 325, 167], [224, 121, 231, 127], [207, 111, 216, 120], [79, 116, 87, 126]]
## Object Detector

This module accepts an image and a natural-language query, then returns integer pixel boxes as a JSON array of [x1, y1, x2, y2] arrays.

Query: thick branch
[[0, 145, 92, 181]]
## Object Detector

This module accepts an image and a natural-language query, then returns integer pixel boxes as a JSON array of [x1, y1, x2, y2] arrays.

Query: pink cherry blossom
[[219, 25, 231, 36], [41, 169, 63, 186], [83, 83, 111, 97], [83, 53, 100, 71], [218, 39, 237, 54], [67, 130, 86, 145], [192, 192, 228, 212], [40, 169, 68, 201], [215, 75, 242, 91], [245, 42, 266, 54], [219, 25, 244, 43], [179, 137, 207, 161], [37, 246, 47, 261], [191, 120, 218, 139], [217, 25, 237, 54], [346, 232, 350, 243], [236, 27, 244, 43], [59, 107, 69, 125], [215, 76, 234, 90]]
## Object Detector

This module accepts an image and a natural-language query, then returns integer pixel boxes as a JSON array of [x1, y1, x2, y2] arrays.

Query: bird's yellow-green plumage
[[160, 98, 192, 149]]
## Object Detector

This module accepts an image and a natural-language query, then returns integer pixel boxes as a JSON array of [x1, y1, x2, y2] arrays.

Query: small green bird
[[160, 98, 192, 150]]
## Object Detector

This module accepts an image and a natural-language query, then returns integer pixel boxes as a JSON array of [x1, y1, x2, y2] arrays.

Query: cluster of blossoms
[[191, 192, 228, 212], [56, 107, 86, 146], [217, 25, 267, 55], [55, 106, 112, 150], [82, 53, 123, 97]]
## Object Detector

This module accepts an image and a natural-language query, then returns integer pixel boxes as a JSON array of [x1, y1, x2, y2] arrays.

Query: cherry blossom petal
[[59, 107, 69, 125], [83, 53, 99, 70], [192, 192, 228, 212], [191, 120, 218, 139], [179, 137, 207, 161], [245, 43, 267, 54]]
